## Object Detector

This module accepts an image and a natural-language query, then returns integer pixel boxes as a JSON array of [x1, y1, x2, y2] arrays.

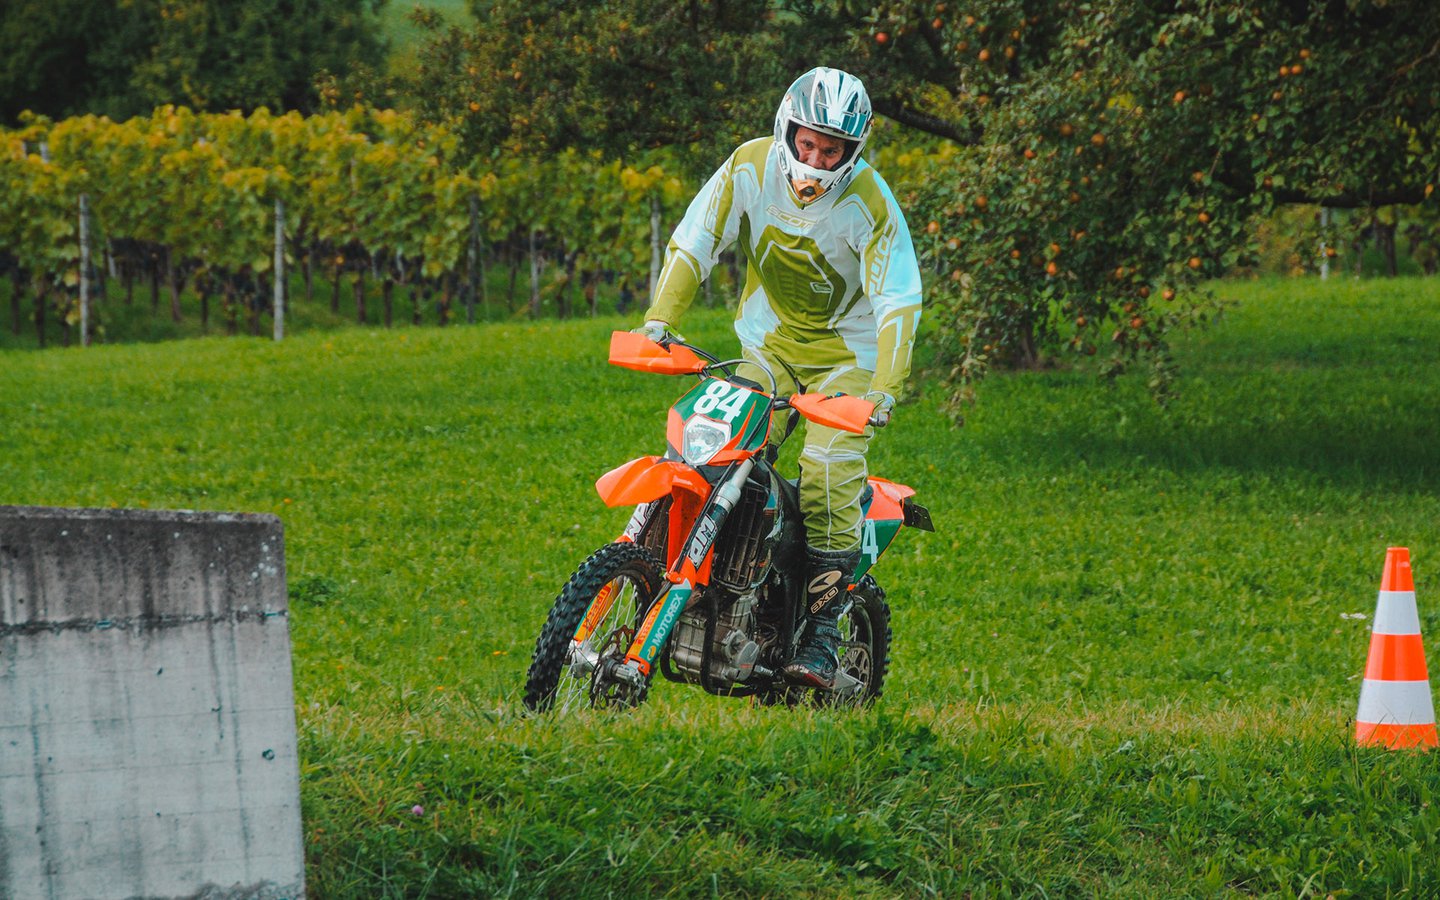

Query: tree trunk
[[558, 247, 578, 319], [1008, 311, 1041, 369], [351, 264, 365, 324], [225, 280, 239, 335], [1318, 208, 1331, 281], [439, 273, 453, 326], [1373, 214, 1398, 277], [617, 275, 634, 315], [477, 223, 488, 319], [10, 268, 23, 336], [249, 277, 262, 337], [34, 279, 47, 349], [584, 268, 598, 317], [382, 275, 394, 328], [303, 244, 314, 305], [467, 195, 480, 324], [507, 251, 520, 312], [149, 248, 161, 313], [354, 266, 367, 325], [165, 249, 183, 322], [528, 227, 542, 319], [330, 260, 342, 314]]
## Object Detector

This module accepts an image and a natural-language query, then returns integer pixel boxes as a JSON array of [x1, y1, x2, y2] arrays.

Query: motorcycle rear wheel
[[522, 542, 664, 713], [758, 575, 892, 708], [822, 575, 892, 707]]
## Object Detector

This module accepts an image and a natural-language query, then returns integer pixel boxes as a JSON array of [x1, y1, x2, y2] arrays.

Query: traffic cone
[[1355, 547, 1437, 749]]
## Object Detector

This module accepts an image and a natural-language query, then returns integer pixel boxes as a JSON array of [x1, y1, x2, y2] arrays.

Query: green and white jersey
[[645, 137, 923, 398]]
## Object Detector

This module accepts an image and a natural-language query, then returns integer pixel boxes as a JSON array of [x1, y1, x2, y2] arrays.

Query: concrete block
[[0, 506, 303, 900]]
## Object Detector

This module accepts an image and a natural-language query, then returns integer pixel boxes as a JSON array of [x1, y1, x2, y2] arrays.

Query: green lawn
[[4, 277, 1439, 896]]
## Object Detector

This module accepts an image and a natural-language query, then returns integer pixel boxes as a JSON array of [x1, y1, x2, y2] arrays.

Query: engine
[[651, 467, 790, 687], [669, 590, 762, 684]]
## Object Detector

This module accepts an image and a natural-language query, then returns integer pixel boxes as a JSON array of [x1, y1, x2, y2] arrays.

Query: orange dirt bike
[[522, 332, 934, 711]]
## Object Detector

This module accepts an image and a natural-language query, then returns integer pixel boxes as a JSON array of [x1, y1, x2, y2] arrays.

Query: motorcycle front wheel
[[522, 542, 664, 714]]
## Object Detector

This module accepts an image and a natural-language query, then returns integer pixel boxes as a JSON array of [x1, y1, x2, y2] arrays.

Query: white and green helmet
[[773, 66, 874, 199]]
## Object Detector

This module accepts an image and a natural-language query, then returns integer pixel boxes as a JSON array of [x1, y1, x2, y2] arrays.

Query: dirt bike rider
[[634, 66, 923, 689]]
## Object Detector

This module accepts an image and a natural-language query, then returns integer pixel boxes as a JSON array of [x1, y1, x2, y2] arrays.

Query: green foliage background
[[5, 277, 1440, 894], [0, 0, 387, 123], [394, 0, 1440, 400], [5, 0, 1440, 406]]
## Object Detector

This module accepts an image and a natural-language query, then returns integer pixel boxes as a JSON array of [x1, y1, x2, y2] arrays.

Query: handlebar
[[657, 336, 722, 364], [611, 331, 881, 433]]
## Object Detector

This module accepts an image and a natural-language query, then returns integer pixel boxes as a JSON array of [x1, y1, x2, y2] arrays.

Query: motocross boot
[[783, 547, 861, 689]]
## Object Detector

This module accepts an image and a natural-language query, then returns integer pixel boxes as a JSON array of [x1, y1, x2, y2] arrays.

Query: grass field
[[379, 0, 473, 67], [4, 276, 1440, 896]]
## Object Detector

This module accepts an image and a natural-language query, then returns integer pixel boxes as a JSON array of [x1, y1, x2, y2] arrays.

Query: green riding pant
[[736, 347, 874, 554]]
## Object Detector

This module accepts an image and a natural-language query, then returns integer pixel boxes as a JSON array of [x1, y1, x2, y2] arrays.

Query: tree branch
[[1394, 36, 1440, 80], [1274, 186, 1431, 208], [1216, 171, 1430, 208], [916, 19, 949, 65], [871, 98, 981, 145]]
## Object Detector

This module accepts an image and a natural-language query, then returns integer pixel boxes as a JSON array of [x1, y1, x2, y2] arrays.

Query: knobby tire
[[827, 575, 892, 706], [523, 542, 664, 713], [759, 575, 892, 708]]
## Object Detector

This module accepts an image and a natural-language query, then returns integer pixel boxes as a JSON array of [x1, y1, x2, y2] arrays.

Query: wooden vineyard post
[[274, 199, 285, 341], [649, 194, 662, 299], [79, 194, 91, 347]]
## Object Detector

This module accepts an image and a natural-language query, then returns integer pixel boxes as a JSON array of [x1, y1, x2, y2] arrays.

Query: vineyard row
[[2, 106, 859, 346]]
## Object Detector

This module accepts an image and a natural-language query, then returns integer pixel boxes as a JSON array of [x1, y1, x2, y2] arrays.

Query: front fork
[[609, 458, 756, 685]]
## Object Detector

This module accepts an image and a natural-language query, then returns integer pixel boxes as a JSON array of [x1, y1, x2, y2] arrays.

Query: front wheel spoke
[[568, 640, 600, 677], [587, 625, 637, 706], [563, 606, 640, 711], [524, 544, 665, 715]]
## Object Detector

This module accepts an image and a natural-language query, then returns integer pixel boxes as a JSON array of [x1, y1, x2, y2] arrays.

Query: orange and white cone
[[1355, 547, 1437, 749]]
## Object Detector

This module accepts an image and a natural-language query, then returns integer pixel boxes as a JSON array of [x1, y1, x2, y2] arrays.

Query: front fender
[[595, 456, 711, 508]]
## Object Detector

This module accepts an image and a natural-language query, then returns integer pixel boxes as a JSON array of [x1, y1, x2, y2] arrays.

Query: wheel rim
[[829, 603, 876, 703], [554, 574, 645, 713], [838, 640, 873, 685]]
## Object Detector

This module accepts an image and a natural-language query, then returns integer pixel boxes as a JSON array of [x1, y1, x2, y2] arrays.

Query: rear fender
[[854, 476, 933, 580]]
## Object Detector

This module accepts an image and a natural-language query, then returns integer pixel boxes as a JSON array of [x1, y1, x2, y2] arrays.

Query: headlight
[[682, 416, 731, 466]]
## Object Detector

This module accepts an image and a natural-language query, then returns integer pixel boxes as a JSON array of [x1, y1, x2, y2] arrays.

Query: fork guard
[[595, 456, 712, 508]]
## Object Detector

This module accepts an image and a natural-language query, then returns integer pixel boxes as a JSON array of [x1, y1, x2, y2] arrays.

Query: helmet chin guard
[[773, 67, 873, 204]]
